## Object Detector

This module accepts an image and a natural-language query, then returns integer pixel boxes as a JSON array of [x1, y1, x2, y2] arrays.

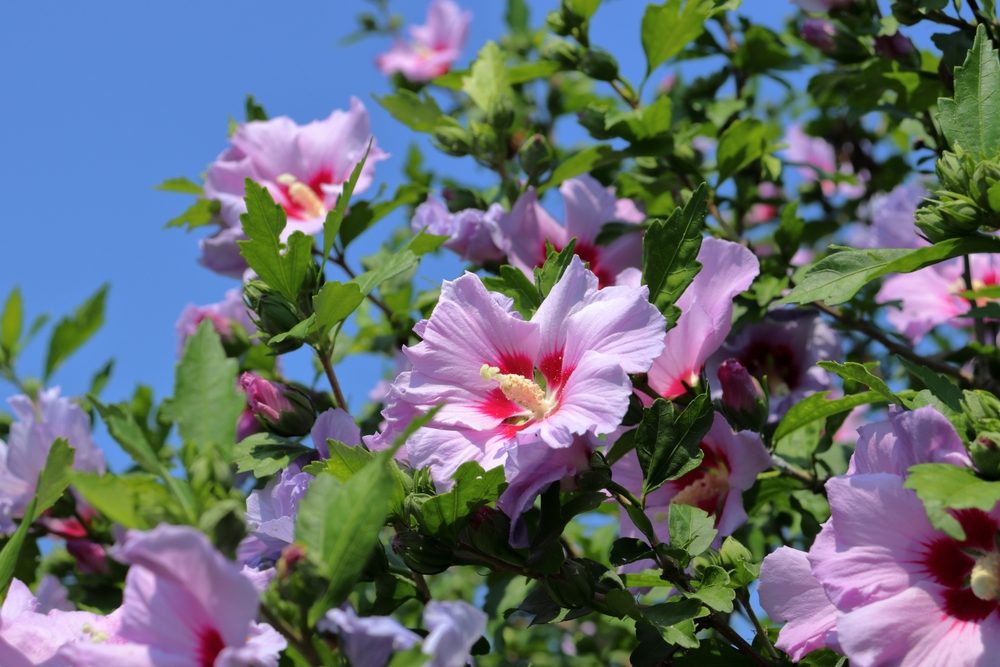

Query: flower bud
[[972, 161, 1000, 214], [239, 373, 317, 437], [236, 407, 264, 442], [518, 134, 556, 183], [540, 40, 583, 69], [545, 10, 571, 36], [433, 123, 472, 157], [67, 539, 110, 575], [801, 18, 836, 53], [717, 358, 768, 432], [874, 32, 918, 65], [581, 48, 619, 82], [937, 150, 970, 194]]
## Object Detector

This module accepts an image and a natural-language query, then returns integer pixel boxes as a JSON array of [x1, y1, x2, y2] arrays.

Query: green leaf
[[636, 396, 713, 496], [781, 236, 1000, 306], [306, 439, 374, 482], [322, 141, 372, 270], [937, 25, 1000, 159], [667, 504, 717, 556], [641, 0, 716, 77], [1, 287, 23, 352], [462, 41, 511, 113], [898, 357, 964, 413], [773, 390, 884, 441], [905, 463, 1000, 538], [170, 321, 244, 458], [164, 198, 219, 230], [233, 434, 312, 478], [0, 439, 74, 601], [506, 0, 530, 31], [298, 455, 395, 623], [245, 95, 268, 121], [534, 240, 579, 297], [565, 0, 601, 19], [600, 96, 672, 143], [775, 202, 804, 260], [716, 118, 770, 183], [642, 185, 707, 321], [538, 145, 623, 193], [237, 180, 314, 302], [686, 565, 735, 613], [312, 281, 365, 339], [156, 177, 202, 195], [44, 285, 108, 380], [817, 361, 901, 404], [482, 266, 542, 317], [375, 90, 445, 133], [71, 472, 176, 529], [91, 399, 162, 474], [418, 462, 506, 541]]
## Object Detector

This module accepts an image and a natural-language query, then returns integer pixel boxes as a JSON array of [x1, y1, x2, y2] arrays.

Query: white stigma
[[481, 364, 553, 420], [276, 173, 327, 219], [971, 552, 1000, 601]]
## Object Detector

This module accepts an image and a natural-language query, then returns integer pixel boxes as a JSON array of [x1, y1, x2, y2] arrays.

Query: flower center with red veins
[[481, 364, 554, 420], [921, 509, 1000, 621], [276, 172, 328, 220], [670, 446, 730, 518], [198, 627, 226, 667]]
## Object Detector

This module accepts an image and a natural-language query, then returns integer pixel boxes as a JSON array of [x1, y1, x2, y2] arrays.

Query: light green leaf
[[817, 361, 901, 404], [322, 141, 372, 270], [156, 177, 203, 195], [781, 236, 1000, 306], [71, 472, 176, 529], [1, 288, 22, 353], [0, 439, 74, 601], [773, 390, 885, 441], [685, 565, 735, 613], [44, 285, 108, 380], [418, 462, 507, 540], [565, 0, 602, 19], [375, 90, 444, 133], [668, 504, 717, 557], [164, 198, 219, 230], [905, 463, 1000, 538], [937, 25, 1000, 159], [462, 42, 511, 113], [312, 282, 365, 338], [91, 399, 162, 474], [306, 439, 374, 482], [238, 180, 315, 303], [641, 0, 716, 77], [233, 434, 312, 478], [170, 321, 244, 458]]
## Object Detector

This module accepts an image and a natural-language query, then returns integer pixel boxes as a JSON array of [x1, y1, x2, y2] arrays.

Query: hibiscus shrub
[[5, 0, 1000, 665]]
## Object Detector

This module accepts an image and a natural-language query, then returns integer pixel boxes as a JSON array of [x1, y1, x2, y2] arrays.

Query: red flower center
[[670, 445, 731, 519], [197, 627, 226, 667], [276, 168, 333, 221], [921, 509, 1000, 622]]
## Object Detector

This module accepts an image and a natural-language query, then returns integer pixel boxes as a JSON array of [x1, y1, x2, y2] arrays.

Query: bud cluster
[[917, 148, 1000, 241]]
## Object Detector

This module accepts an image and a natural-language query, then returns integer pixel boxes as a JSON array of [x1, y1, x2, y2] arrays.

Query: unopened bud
[[518, 134, 555, 182], [239, 373, 317, 437], [874, 32, 918, 66], [540, 40, 583, 69], [717, 358, 768, 431], [433, 124, 472, 157], [392, 529, 453, 574], [581, 48, 619, 82], [801, 19, 836, 53]]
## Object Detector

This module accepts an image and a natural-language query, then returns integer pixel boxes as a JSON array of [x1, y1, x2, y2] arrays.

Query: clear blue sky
[[0, 0, 865, 443]]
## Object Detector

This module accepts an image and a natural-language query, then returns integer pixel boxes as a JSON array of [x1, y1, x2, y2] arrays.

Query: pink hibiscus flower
[[376, 0, 471, 82], [784, 124, 866, 198], [497, 175, 646, 287], [59, 525, 285, 666], [200, 100, 388, 276], [646, 238, 760, 399], [374, 255, 665, 486], [759, 406, 987, 665], [614, 413, 771, 545], [176, 288, 254, 354]]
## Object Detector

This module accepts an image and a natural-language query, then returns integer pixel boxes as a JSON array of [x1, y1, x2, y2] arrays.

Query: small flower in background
[[800, 18, 836, 53], [791, 0, 853, 12], [646, 238, 760, 399], [373, 255, 665, 486], [0, 388, 105, 532], [238, 462, 311, 569], [239, 373, 317, 437], [411, 196, 506, 264], [784, 124, 867, 198], [614, 413, 771, 544], [376, 0, 472, 83], [310, 407, 362, 458], [200, 100, 388, 277], [708, 309, 840, 420], [321, 600, 486, 667], [58, 525, 286, 666], [498, 175, 646, 287], [176, 288, 255, 355], [851, 181, 928, 250], [745, 182, 783, 225]]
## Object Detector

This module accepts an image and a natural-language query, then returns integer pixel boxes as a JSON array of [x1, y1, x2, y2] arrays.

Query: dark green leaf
[[418, 462, 506, 540], [773, 390, 884, 441], [164, 198, 219, 230], [642, 185, 707, 320], [534, 240, 578, 297], [716, 118, 770, 183], [641, 0, 716, 76], [322, 141, 372, 268], [937, 25, 1000, 159], [1, 288, 22, 353], [636, 396, 712, 496]]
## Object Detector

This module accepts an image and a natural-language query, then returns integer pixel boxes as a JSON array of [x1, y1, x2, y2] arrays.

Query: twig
[[319, 351, 348, 410], [812, 302, 971, 384], [738, 590, 781, 661], [705, 615, 772, 667], [610, 79, 639, 109], [770, 454, 824, 495]]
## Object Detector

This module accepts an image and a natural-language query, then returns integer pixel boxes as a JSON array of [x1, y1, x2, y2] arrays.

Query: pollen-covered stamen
[[481, 364, 553, 420], [971, 552, 1000, 601], [277, 173, 327, 219]]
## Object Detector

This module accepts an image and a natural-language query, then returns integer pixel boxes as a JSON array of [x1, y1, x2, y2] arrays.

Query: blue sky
[[0, 0, 891, 444]]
